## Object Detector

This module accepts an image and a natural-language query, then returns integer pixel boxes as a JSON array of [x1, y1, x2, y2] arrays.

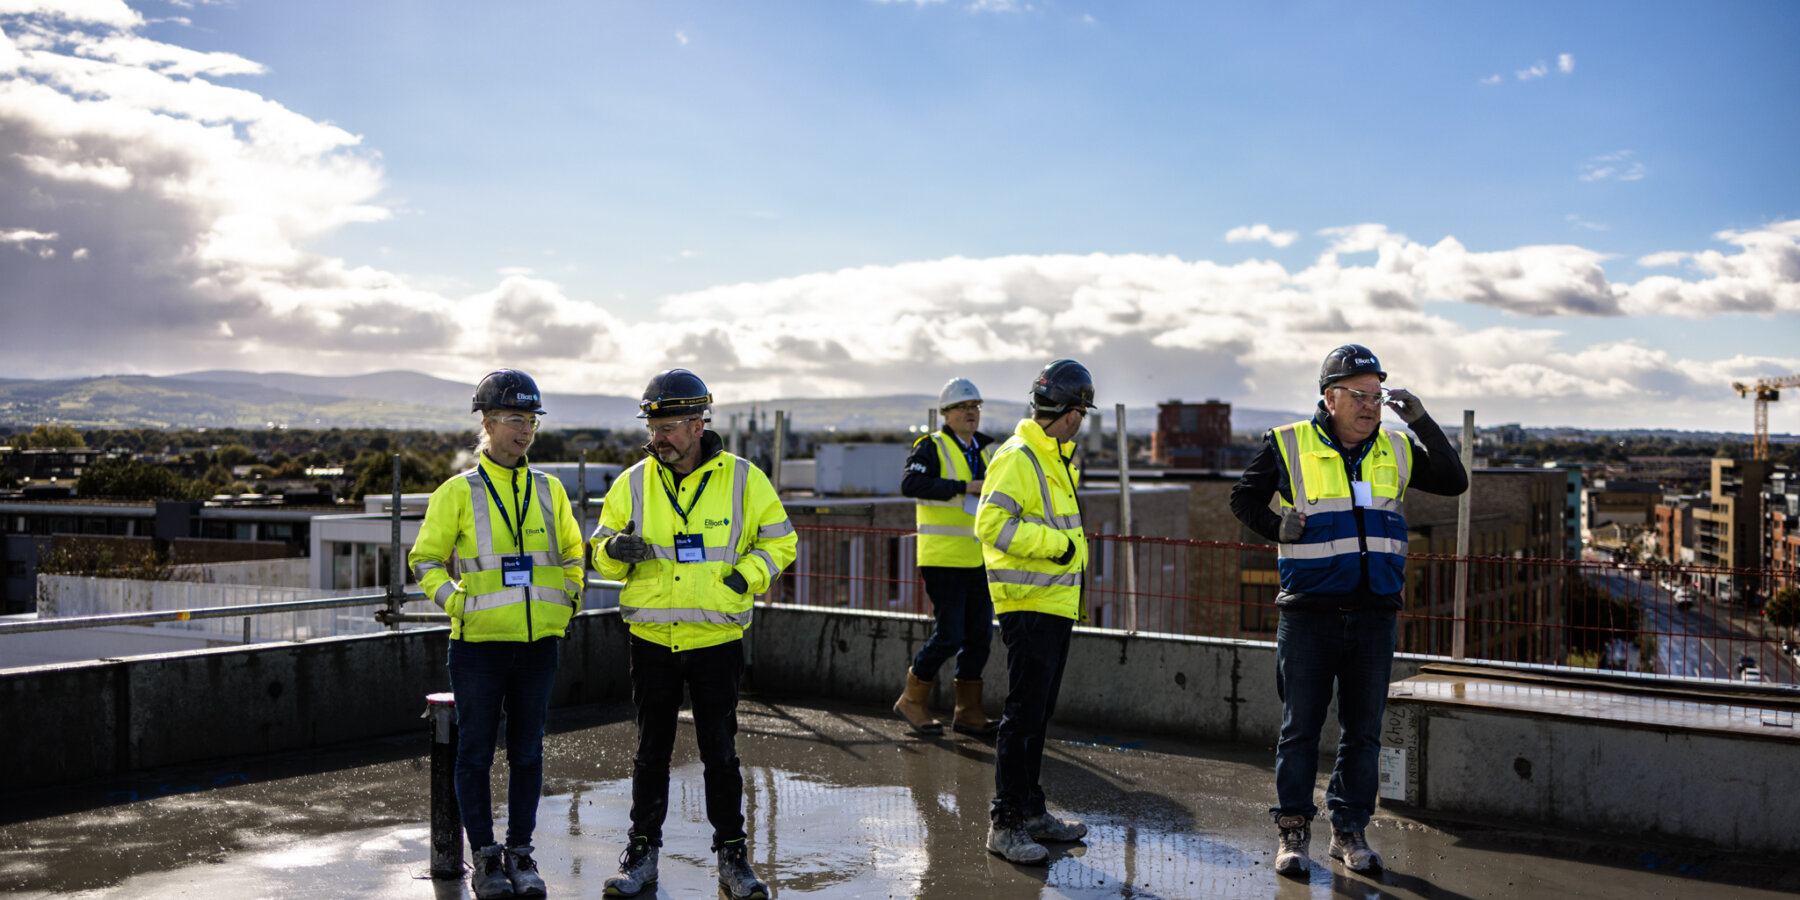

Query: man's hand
[[1053, 536, 1078, 566], [606, 521, 651, 564], [965, 479, 984, 495], [723, 571, 749, 595], [1385, 388, 1427, 424], [1278, 509, 1306, 543]]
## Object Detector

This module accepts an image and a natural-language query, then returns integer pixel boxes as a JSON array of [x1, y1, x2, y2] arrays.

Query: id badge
[[674, 533, 706, 564], [501, 555, 532, 587], [1351, 481, 1374, 508]]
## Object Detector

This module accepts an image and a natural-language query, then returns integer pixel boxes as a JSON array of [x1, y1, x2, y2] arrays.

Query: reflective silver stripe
[[1277, 426, 1307, 506], [994, 516, 1021, 553], [561, 555, 584, 568], [757, 520, 794, 539], [413, 560, 448, 582], [593, 525, 619, 539], [1390, 430, 1411, 494], [1370, 496, 1404, 513], [645, 544, 735, 562], [1308, 497, 1356, 514], [746, 548, 776, 578], [629, 464, 646, 532], [1020, 449, 1057, 523], [727, 458, 748, 565], [917, 497, 964, 508], [463, 468, 496, 558], [463, 585, 577, 611], [1368, 536, 1409, 556], [985, 490, 1025, 516], [1276, 536, 1409, 560], [462, 550, 561, 572], [919, 523, 976, 538], [531, 471, 557, 555], [986, 568, 1080, 588], [564, 578, 582, 594], [431, 581, 457, 607], [619, 605, 754, 626]]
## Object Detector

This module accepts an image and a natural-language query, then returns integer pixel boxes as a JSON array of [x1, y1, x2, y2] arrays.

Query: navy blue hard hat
[[1318, 345, 1387, 394], [638, 368, 713, 419], [471, 369, 545, 414], [1030, 359, 1098, 415]]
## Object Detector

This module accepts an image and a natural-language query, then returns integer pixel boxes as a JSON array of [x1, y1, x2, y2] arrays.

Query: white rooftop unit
[[814, 443, 909, 496]]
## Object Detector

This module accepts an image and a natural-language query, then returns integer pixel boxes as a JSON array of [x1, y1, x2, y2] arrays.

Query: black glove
[[606, 521, 651, 564], [1278, 509, 1306, 543], [723, 571, 749, 595], [1053, 537, 1078, 566], [1384, 387, 1427, 425]]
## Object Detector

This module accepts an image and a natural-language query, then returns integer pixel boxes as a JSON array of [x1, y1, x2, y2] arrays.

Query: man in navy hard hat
[[1229, 345, 1466, 877], [893, 376, 999, 738]]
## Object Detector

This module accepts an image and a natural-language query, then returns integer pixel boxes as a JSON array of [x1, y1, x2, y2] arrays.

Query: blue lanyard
[[1314, 422, 1375, 475], [947, 432, 985, 479], [477, 464, 533, 550], [660, 469, 713, 531]]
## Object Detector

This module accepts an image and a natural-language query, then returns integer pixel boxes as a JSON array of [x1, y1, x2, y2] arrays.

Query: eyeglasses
[[1331, 386, 1388, 408], [646, 416, 702, 438], [944, 402, 982, 413], [1070, 407, 1088, 419], [493, 414, 540, 431]]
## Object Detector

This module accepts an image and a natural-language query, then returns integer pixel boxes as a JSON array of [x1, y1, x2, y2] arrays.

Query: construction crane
[[1731, 373, 1800, 460]]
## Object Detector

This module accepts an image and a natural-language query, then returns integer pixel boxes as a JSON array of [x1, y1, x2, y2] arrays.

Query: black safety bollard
[[424, 692, 462, 879]]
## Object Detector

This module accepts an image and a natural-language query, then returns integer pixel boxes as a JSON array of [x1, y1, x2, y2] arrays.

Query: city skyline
[[1, 1, 1797, 432]]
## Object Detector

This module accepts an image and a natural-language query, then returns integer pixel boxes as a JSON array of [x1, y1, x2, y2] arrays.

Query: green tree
[[37, 539, 175, 580], [350, 449, 450, 500], [215, 444, 257, 469], [1767, 585, 1800, 631], [16, 424, 86, 449], [76, 456, 206, 500], [1562, 575, 1639, 657]]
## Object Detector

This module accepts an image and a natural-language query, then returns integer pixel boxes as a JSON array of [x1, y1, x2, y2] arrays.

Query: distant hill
[[0, 370, 1311, 435]]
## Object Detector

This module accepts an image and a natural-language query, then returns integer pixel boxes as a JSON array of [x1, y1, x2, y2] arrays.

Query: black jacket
[[900, 426, 995, 501], [1229, 402, 1468, 610]]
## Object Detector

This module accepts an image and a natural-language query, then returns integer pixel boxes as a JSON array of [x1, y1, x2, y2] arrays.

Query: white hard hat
[[939, 377, 981, 410]]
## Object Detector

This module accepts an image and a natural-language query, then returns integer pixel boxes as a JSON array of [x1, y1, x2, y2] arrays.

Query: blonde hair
[[474, 413, 497, 457]]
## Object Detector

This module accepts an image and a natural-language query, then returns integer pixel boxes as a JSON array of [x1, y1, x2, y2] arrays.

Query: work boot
[[952, 678, 998, 735], [1329, 828, 1383, 872], [1274, 815, 1311, 877], [471, 844, 517, 899], [504, 844, 547, 897], [986, 814, 1049, 865], [715, 839, 768, 899], [893, 668, 944, 734], [603, 835, 658, 897], [1023, 811, 1088, 842]]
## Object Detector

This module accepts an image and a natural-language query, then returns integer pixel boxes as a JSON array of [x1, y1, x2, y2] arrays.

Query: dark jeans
[[990, 610, 1073, 825], [627, 635, 746, 849], [447, 637, 560, 852], [1272, 608, 1398, 833], [912, 565, 994, 682]]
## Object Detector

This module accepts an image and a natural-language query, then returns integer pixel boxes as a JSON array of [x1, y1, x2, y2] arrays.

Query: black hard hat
[[1030, 359, 1098, 415], [638, 368, 713, 419], [471, 369, 545, 414], [1318, 345, 1387, 394]]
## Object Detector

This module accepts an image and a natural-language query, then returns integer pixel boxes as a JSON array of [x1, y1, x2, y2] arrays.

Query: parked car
[[1674, 588, 1694, 610], [1741, 666, 1765, 684], [1736, 654, 1757, 675]]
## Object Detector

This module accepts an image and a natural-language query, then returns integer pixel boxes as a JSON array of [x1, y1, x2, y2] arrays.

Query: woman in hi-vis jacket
[[408, 368, 585, 900]]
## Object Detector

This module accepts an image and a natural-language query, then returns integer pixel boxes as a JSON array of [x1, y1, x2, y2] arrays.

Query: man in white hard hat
[[893, 377, 999, 737]]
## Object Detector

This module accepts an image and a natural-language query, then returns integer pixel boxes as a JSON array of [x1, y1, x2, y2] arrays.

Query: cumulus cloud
[[1225, 223, 1298, 248], [1516, 61, 1549, 81], [1558, 53, 1574, 74], [1580, 150, 1646, 182]]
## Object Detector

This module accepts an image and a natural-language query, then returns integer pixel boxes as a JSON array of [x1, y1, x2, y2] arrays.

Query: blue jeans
[[991, 610, 1073, 825], [447, 637, 560, 852], [627, 636, 746, 849], [1272, 608, 1397, 832], [912, 566, 994, 682]]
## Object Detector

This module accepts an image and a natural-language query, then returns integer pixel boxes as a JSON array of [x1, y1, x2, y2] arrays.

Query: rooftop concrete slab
[[2, 695, 1795, 900]]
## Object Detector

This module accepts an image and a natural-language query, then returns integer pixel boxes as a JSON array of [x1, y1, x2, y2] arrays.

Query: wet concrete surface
[[3, 694, 1797, 899]]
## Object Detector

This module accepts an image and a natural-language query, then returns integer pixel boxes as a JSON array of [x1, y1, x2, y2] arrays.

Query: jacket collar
[[478, 451, 529, 478], [939, 424, 993, 450], [1014, 418, 1074, 460], [654, 430, 727, 481]]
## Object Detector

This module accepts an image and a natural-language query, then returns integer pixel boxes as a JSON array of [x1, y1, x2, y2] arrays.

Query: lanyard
[[947, 432, 985, 479], [660, 469, 713, 531], [477, 464, 533, 550], [1314, 422, 1375, 475]]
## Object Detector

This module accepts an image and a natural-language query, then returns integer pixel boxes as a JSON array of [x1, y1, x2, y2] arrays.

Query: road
[[1592, 568, 1799, 685]]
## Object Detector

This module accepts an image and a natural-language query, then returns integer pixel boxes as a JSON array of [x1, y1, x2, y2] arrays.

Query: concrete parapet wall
[[0, 610, 630, 791]]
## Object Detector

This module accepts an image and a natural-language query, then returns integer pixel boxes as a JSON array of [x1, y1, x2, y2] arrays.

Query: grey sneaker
[[716, 839, 768, 900], [471, 844, 517, 899], [1329, 828, 1383, 872], [603, 836, 658, 897], [1023, 811, 1088, 842], [986, 818, 1049, 865], [505, 844, 547, 897], [1275, 815, 1311, 877]]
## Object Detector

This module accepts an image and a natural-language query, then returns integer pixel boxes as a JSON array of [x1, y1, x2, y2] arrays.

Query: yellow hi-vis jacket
[[408, 453, 585, 643], [975, 419, 1088, 621], [589, 438, 797, 653], [912, 430, 995, 568]]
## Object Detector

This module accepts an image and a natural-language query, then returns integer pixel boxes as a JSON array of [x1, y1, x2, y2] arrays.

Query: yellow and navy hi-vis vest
[[1273, 421, 1413, 597], [913, 430, 995, 568], [975, 419, 1087, 621], [589, 442, 797, 653], [408, 454, 585, 643]]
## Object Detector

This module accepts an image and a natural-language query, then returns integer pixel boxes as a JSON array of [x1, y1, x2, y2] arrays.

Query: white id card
[[963, 494, 980, 516], [1351, 481, 1374, 508], [674, 533, 706, 564]]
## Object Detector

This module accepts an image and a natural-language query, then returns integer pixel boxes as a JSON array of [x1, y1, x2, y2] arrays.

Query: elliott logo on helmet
[[1353, 357, 1375, 366]]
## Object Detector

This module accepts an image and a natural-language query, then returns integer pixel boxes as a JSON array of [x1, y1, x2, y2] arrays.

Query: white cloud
[[1225, 224, 1297, 248], [0, 1, 141, 29], [1580, 150, 1646, 182], [0, 227, 56, 243], [1479, 74, 1502, 86], [675, 30, 688, 46], [1516, 61, 1548, 81], [1558, 53, 1574, 74], [1565, 213, 1607, 232]]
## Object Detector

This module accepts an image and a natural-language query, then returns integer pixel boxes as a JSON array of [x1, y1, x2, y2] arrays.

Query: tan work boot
[[893, 668, 943, 734], [952, 678, 997, 735]]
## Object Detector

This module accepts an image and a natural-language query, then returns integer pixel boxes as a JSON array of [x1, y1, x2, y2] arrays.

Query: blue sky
[[2, 0, 1797, 431]]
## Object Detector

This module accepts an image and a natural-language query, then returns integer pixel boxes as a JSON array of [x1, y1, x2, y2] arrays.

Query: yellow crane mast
[[1731, 373, 1800, 460]]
